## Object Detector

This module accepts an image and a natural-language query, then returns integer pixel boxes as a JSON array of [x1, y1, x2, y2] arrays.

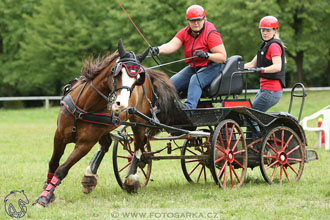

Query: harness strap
[[142, 73, 160, 123], [61, 95, 121, 128], [90, 80, 110, 102], [142, 85, 152, 108], [62, 77, 86, 96], [72, 117, 77, 143], [146, 73, 159, 101], [74, 81, 88, 103]]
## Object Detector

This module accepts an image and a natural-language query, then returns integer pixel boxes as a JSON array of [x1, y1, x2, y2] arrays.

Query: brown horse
[[119, 68, 189, 192], [82, 61, 190, 193], [33, 39, 149, 207]]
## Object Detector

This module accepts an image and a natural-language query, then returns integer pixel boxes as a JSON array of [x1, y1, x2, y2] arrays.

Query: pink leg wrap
[[46, 173, 54, 184], [35, 176, 61, 206]]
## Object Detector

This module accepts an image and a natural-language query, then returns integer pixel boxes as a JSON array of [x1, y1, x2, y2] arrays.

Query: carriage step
[[305, 149, 319, 162]]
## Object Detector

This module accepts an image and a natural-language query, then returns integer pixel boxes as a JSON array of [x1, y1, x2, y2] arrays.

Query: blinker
[[113, 62, 142, 77]]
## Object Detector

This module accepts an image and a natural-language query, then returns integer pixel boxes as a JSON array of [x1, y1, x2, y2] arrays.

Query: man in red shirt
[[244, 15, 286, 112], [151, 5, 227, 109]]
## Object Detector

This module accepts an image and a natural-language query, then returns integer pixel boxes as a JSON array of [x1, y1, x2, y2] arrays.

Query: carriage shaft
[[148, 155, 209, 160]]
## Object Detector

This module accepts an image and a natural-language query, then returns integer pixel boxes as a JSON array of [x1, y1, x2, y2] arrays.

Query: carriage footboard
[[305, 149, 318, 162]]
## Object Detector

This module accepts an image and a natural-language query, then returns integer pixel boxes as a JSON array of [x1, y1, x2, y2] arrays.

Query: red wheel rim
[[113, 127, 152, 188], [212, 120, 247, 189], [181, 136, 212, 183], [260, 126, 304, 185]]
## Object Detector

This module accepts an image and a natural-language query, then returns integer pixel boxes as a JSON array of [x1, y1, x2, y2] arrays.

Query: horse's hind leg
[[34, 141, 96, 207], [81, 133, 112, 194]]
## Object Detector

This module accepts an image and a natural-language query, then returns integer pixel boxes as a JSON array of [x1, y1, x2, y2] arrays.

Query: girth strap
[[61, 95, 121, 127]]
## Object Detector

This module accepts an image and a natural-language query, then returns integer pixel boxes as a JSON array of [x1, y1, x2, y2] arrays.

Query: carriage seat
[[202, 55, 244, 98]]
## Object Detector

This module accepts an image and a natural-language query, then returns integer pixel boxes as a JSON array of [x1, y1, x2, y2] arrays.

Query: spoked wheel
[[181, 133, 212, 183], [260, 126, 305, 185], [112, 126, 152, 188], [210, 119, 248, 189]]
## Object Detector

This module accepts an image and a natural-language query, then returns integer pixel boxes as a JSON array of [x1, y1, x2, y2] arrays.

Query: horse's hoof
[[32, 197, 48, 208], [49, 193, 56, 203], [81, 175, 98, 194], [33, 190, 56, 208], [123, 180, 140, 194], [32, 202, 46, 208]]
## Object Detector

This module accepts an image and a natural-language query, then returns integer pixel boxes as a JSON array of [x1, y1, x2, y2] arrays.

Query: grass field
[[0, 91, 330, 219]]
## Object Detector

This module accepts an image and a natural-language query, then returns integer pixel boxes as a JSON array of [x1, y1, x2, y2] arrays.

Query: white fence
[[0, 87, 329, 110], [0, 96, 62, 110]]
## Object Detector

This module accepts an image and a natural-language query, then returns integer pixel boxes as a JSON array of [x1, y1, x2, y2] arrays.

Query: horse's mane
[[81, 51, 119, 80], [146, 69, 191, 135]]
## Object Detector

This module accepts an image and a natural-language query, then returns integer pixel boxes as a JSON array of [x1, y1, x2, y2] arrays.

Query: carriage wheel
[[259, 126, 305, 185], [210, 119, 248, 189], [181, 133, 212, 183], [112, 127, 152, 188]]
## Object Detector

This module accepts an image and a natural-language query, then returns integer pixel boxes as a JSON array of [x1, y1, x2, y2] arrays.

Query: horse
[[81, 58, 191, 193], [33, 39, 149, 207]]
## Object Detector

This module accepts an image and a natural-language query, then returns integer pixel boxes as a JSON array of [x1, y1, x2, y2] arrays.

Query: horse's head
[[111, 39, 149, 114]]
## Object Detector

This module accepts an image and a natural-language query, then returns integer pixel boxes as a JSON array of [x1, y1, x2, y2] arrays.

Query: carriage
[[34, 41, 318, 207], [109, 55, 318, 189]]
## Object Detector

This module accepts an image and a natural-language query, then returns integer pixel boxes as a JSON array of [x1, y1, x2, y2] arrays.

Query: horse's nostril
[[116, 101, 121, 106]]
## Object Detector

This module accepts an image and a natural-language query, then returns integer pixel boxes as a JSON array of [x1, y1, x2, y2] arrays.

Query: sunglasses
[[187, 17, 205, 22]]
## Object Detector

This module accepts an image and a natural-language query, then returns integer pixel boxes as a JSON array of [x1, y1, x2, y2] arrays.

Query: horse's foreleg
[[123, 149, 142, 193], [34, 142, 95, 207], [37, 130, 66, 206], [81, 133, 112, 194], [122, 126, 147, 193]]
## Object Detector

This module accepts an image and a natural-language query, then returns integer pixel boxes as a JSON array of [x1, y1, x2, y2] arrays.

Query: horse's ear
[[118, 38, 127, 58], [137, 47, 150, 63]]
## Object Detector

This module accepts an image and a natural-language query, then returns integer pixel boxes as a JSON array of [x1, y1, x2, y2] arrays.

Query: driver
[[150, 5, 227, 109]]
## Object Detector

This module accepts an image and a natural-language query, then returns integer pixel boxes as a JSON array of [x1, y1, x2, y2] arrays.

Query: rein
[[115, 0, 196, 75], [145, 56, 197, 70]]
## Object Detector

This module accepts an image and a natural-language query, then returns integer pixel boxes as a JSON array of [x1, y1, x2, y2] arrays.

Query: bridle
[[90, 53, 145, 105]]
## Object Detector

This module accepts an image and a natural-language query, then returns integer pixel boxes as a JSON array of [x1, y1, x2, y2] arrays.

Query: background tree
[[18, 0, 117, 95], [0, 0, 40, 96], [278, 0, 330, 86], [0, 0, 329, 98]]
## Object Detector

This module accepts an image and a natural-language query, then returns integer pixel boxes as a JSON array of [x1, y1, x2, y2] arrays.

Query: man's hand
[[195, 50, 210, 59], [150, 47, 160, 56]]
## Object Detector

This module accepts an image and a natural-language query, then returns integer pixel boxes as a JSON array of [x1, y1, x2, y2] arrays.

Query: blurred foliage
[[0, 0, 329, 96]]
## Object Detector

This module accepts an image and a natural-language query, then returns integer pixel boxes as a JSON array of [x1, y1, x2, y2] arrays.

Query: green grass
[[1, 91, 330, 220]]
